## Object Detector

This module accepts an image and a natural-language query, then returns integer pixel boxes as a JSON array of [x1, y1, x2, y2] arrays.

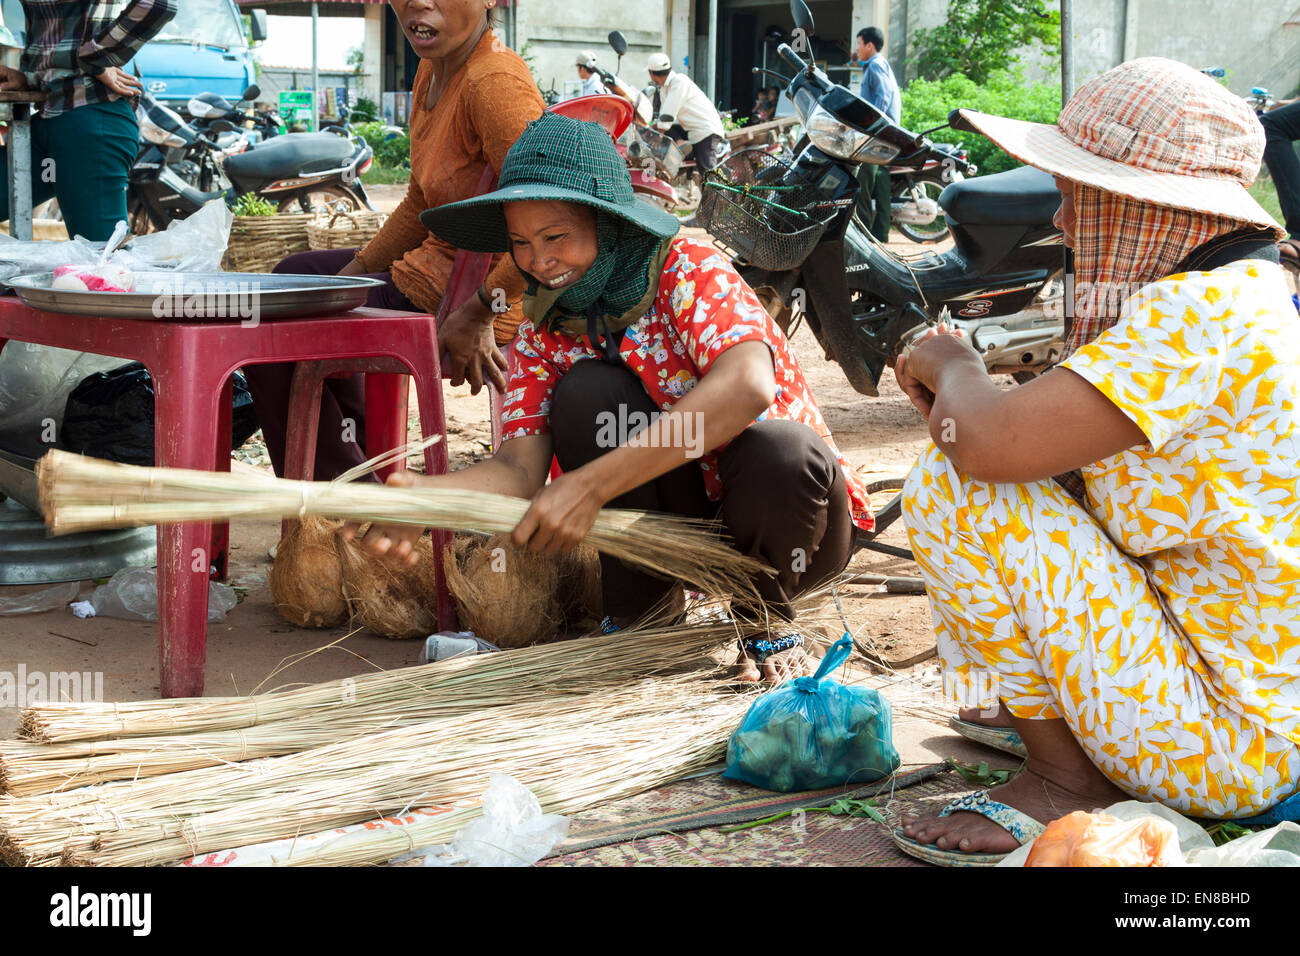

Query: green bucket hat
[[419, 111, 680, 252]]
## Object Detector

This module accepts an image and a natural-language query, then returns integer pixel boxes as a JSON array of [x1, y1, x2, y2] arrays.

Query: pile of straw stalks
[[0, 621, 757, 867], [36, 449, 772, 600]]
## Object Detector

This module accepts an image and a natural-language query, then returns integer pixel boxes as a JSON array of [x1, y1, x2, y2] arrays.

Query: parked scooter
[[129, 86, 374, 233], [549, 94, 679, 210], [596, 30, 726, 211], [186, 86, 285, 144], [889, 140, 976, 243], [699, 0, 1066, 398]]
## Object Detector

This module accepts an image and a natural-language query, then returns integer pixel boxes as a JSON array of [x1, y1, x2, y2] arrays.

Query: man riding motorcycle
[[646, 52, 727, 172]]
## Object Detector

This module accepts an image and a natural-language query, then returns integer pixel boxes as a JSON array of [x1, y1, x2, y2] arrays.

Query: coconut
[[443, 533, 564, 648], [337, 529, 440, 639], [268, 516, 349, 628], [557, 544, 602, 627]]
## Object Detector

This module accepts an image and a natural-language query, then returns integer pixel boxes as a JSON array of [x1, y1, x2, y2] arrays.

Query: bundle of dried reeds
[[18, 618, 740, 745], [0, 679, 750, 867], [3, 620, 742, 794], [36, 449, 771, 600]]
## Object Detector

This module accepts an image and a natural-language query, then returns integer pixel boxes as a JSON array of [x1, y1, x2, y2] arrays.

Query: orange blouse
[[355, 31, 544, 342]]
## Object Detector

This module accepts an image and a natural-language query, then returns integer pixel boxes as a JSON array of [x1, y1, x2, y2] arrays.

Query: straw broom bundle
[[2, 620, 744, 795], [36, 449, 771, 601], [84, 693, 748, 868], [0, 679, 750, 866], [18, 617, 742, 745], [205, 710, 739, 868]]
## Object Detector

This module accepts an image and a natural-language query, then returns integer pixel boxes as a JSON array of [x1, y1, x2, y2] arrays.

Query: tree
[[346, 44, 365, 75], [911, 0, 1060, 84]]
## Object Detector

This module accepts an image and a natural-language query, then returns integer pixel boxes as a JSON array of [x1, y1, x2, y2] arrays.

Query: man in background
[[854, 26, 900, 242], [575, 51, 607, 97], [648, 52, 726, 172], [1260, 98, 1300, 263]]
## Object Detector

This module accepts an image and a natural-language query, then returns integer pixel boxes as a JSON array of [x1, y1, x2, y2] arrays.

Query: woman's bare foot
[[734, 638, 818, 683], [957, 700, 1014, 728], [901, 715, 1128, 856]]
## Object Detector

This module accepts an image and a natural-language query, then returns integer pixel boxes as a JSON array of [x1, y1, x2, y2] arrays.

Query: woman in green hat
[[350, 111, 875, 681]]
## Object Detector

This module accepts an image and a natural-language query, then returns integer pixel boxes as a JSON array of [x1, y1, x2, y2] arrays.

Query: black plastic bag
[[61, 362, 260, 466]]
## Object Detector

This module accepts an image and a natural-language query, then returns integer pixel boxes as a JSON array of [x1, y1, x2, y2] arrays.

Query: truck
[[0, 0, 267, 109]]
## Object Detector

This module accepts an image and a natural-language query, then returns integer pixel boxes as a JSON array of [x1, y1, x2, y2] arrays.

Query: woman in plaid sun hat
[[355, 111, 877, 683], [892, 57, 1300, 866]]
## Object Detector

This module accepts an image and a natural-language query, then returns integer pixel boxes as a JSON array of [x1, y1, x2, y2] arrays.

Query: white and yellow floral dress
[[903, 260, 1300, 818]]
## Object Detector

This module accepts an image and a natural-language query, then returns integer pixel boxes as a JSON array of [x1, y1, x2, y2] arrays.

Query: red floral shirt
[[501, 237, 874, 531]]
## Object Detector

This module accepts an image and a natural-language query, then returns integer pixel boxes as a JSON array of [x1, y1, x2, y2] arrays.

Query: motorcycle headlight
[[140, 116, 187, 148], [802, 100, 900, 165]]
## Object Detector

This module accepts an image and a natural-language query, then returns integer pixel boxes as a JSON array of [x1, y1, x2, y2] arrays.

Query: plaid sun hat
[[420, 111, 680, 252], [958, 57, 1279, 230]]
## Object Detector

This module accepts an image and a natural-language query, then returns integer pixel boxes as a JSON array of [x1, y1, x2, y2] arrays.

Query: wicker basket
[[222, 213, 313, 273], [307, 209, 388, 251]]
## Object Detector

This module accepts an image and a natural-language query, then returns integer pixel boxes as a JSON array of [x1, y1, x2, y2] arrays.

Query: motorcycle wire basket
[[697, 149, 849, 271]]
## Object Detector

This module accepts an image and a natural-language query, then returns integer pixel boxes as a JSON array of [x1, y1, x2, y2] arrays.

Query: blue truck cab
[[0, 0, 266, 108]]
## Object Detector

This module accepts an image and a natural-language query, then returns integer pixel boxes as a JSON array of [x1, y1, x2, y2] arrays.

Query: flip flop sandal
[[947, 717, 1028, 758], [1279, 239, 1300, 265], [892, 790, 1046, 867]]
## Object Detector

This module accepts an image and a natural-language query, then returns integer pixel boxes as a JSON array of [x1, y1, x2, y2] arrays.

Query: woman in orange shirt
[[245, 0, 544, 479]]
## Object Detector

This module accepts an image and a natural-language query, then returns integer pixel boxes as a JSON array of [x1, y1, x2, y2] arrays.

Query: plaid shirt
[[19, 1, 177, 116]]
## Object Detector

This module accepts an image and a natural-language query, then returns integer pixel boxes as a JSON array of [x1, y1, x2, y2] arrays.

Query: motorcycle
[[186, 86, 286, 144], [889, 140, 976, 243], [596, 30, 728, 212], [699, 0, 1066, 399], [548, 94, 679, 210], [129, 86, 374, 233]]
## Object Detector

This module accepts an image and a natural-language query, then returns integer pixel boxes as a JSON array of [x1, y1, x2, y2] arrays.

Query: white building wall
[[516, 0, 668, 100], [362, 5, 383, 105]]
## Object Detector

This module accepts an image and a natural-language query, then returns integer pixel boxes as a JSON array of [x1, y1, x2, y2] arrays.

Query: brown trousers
[[549, 359, 854, 621]]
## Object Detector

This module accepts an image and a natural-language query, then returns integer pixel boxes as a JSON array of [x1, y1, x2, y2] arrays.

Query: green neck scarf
[[521, 214, 672, 337]]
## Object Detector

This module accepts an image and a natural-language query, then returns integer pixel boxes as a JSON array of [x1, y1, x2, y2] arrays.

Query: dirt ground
[[0, 186, 1013, 777]]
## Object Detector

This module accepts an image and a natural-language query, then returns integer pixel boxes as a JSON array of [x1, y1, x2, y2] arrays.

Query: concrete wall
[[362, 5, 383, 105], [516, 0, 668, 100], [895, 0, 1300, 97]]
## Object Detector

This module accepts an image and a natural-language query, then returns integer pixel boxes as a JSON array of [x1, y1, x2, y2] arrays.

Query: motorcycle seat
[[940, 165, 1060, 226], [224, 132, 356, 181]]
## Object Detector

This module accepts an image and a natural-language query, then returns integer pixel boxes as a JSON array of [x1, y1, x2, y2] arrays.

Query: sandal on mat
[[948, 717, 1028, 758], [892, 791, 1046, 867]]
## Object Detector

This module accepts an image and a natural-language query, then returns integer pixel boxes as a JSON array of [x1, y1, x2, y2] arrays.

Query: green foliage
[[361, 164, 410, 185], [1249, 174, 1284, 224], [945, 756, 1021, 787], [351, 96, 379, 123], [901, 70, 1060, 175], [721, 114, 749, 132], [353, 120, 411, 169], [912, 0, 1060, 84], [230, 193, 277, 217], [720, 797, 886, 832], [346, 44, 365, 75]]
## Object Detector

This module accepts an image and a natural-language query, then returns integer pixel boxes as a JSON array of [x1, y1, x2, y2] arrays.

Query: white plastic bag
[[397, 774, 569, 867], [0, 343, 123, 439], [0, 232, 101, 283], [116, 200, 233, 273], [0, 581, 80, 616], [70, 567, 237, 623], [1000, 800, 1300, 867]]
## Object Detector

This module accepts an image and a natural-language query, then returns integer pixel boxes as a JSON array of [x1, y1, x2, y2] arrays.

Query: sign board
[[279, 90, 315, 131]]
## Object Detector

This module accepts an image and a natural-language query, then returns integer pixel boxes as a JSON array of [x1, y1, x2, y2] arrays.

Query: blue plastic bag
[[723, 636, 900, 792]]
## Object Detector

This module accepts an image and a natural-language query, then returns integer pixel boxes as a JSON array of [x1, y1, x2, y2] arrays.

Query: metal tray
[[5, 272, 388, 321]]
